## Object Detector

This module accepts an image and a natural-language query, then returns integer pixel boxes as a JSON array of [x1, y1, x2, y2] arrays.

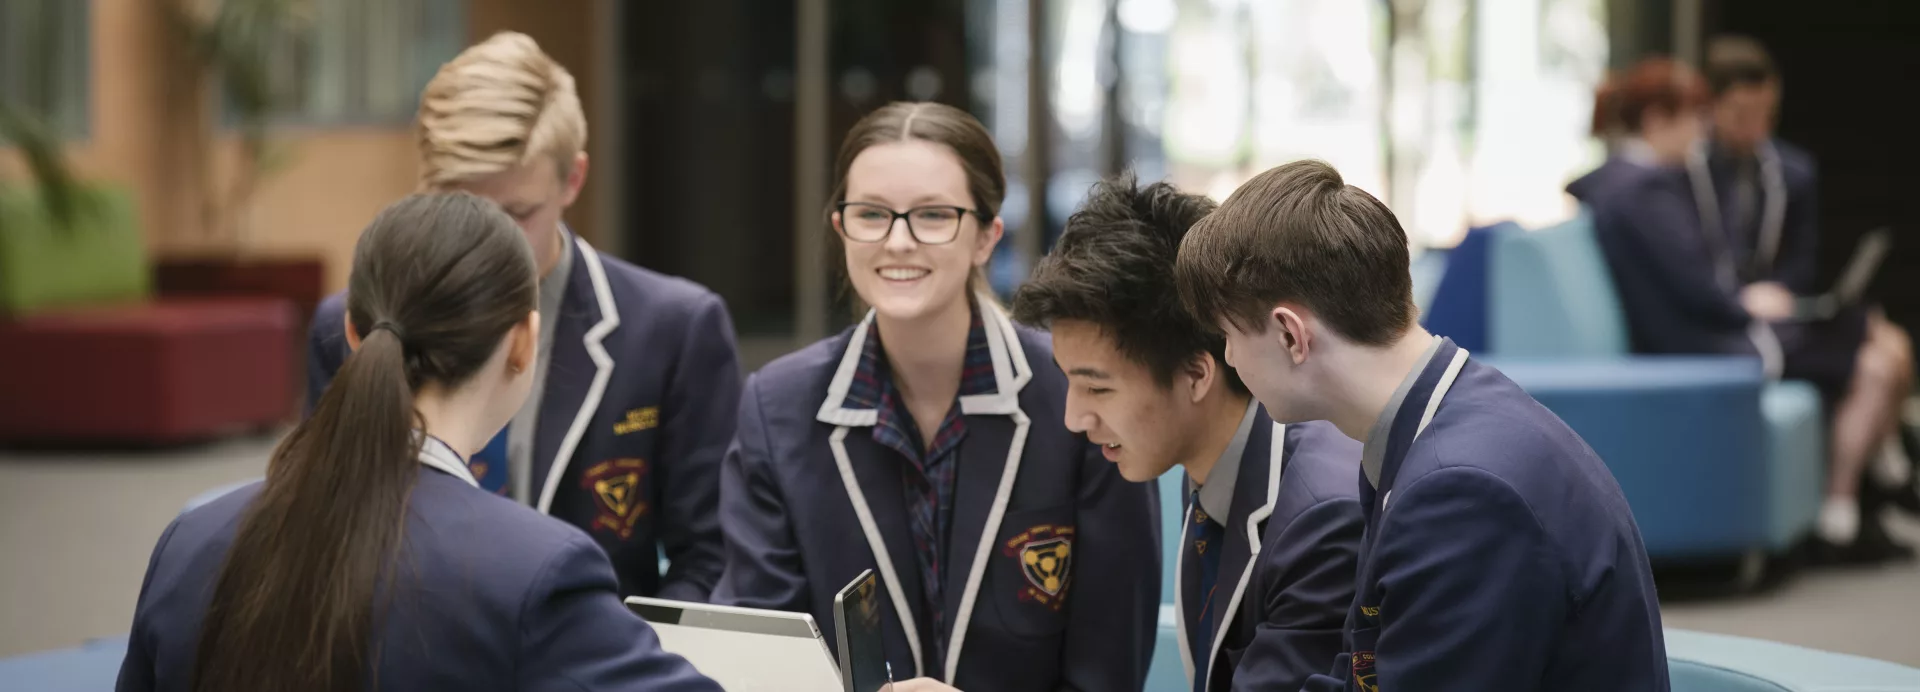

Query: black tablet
[[832, 569, 892, 692]]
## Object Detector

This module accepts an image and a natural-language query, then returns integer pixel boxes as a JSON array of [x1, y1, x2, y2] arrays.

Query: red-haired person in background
[[1567, 57, 1709, 207], [1586, 43, 1916, 563]]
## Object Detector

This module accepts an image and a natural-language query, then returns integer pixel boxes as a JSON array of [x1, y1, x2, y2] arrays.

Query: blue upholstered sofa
[[1423, 214, 1825, 563]]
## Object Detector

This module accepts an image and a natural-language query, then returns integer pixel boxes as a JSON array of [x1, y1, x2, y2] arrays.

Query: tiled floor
[[4, 433, 1919, 666], [0, 435, 272, 658], [1660, 510, 1920, 666]]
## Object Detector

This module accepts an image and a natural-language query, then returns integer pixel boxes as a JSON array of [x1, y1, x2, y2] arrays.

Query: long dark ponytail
[[191, 192, 537, 692]]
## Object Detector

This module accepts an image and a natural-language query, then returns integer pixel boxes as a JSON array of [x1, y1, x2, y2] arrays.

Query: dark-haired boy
[[1013, 174, 1363, 692], [1176, 160, 1667, 691]]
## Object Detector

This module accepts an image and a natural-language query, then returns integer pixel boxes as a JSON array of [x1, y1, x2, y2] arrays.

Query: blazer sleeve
[[1232, 497, 1364, 692], [652, 293, 743, 602], [709, 374, 812, 611], [1058, 441, 1161, 692], [115, 519, 182, 692], [1593, 173, 1752, 330], [518, 533, 722, 692], [1365, 467, 1566, 691]]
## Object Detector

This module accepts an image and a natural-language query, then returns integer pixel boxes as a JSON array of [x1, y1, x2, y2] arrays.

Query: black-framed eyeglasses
[[835, 201, 985, 245]]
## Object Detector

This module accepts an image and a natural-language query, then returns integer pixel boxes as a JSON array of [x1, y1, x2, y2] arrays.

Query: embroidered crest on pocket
[[1352, 651, 1378, 692], [580, 458, 649, 539], [1002, 524, 1075, 610]]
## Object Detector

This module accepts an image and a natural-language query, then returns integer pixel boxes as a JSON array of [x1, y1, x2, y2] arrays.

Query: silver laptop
[[1795, 227, 1892, 321], [626, 597, 844, 692]]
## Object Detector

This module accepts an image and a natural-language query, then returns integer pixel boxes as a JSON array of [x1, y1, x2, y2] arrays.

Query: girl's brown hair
[[191, 192, 537, 692], [1592, 57, 1709, 138], [828, 102, 1006, 300]]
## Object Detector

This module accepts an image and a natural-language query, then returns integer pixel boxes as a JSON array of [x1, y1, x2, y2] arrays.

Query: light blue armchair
[[1482, 212, 1824, 559]]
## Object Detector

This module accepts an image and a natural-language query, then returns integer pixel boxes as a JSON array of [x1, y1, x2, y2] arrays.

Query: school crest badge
[[1002, 524, 1075, 610], [581, 458, 649, 539], [1352, 651, 1378, 692]]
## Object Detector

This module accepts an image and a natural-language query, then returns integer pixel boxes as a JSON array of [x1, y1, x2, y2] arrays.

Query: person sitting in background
[[117, 193, 720, 692], [1013, 173, 1363, 692], [1587, 37, 1914, 562], [1698, 35, 1920, 524], [306, 32, 742, 599], [1567, 57, 1709, 207]]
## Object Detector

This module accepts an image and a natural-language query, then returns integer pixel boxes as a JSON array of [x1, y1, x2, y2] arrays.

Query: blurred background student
[[117, 193, 720, 692], [712, 102, 1159, 692], [1567, 57, 1709, 208], [1586, 40, 1916, 562], [1696, 36, 1920, 524], [305, 32, 743, 600]]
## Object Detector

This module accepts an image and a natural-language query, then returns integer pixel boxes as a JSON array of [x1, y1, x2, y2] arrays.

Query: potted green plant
[[0, 2, 149, 316], [152, 0, 329, 326]]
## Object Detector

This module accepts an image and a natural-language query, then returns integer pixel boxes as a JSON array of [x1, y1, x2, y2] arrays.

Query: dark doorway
[[617, 0, 977, 341], [1703, 0, 1920, 334], [617, 0, 799, 337]]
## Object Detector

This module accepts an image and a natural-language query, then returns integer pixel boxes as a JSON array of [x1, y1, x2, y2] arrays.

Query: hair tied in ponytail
[[369, 321, 406, 342]]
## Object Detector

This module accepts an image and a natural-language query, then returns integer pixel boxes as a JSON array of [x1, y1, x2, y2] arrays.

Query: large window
[[0, 0, 90, 138], [243, 0, 465, 125], [1152, 0, 1607, 249], [1158, 0, 1388, 201]]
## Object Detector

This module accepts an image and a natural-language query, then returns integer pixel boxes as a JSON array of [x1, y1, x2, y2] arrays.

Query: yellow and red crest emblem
[[1002, 524, 1076, 610], [581, 458, 649, 539]]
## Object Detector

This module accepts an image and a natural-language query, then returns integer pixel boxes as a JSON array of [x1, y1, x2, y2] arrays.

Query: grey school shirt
[[1361, 335, 1443, 489], [1191, 399, 1261, 525], [509, 234, 574, 504]]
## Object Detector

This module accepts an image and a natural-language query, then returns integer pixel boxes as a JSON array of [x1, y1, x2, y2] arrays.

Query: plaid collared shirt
[[842, 306, 996, 668]]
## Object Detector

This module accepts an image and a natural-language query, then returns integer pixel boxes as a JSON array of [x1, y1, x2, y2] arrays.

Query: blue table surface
[[0, 636, 127, 692]]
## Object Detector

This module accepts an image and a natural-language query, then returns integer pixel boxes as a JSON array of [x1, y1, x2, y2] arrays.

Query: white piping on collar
[[828, 426, 925, 677], [815, 295, 1031, 427], [1174, 499, 1196, 683], [1191, 422, 1287, 690], [419, 435, 480, 488], [817, 293, 1035, 681], [942, 405, 1029, 681], [1383, 347, 1470, 512], [536, 235, 620, 514]]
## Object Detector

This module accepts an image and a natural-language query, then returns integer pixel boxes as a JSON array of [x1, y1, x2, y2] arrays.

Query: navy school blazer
[[307, 234, 742, 600], [712, 302, 1162, 691], [1304, 338, 1668, 692], [1590, 165, 1764, 359], [1688, 138, 1821, 293], [1564, 156, 1653, 209], [117, 464, 721, 691], [1178, 414, 1363, 692]]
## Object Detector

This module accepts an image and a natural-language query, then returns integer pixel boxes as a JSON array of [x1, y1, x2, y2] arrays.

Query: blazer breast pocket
[[985, 504, 1075, 639]]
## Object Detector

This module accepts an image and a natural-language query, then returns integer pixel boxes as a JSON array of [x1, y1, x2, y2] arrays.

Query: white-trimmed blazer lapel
[[815, 296, 1033, 680], [1176, 422, 1288, 690], [535, 235, 621, 514]]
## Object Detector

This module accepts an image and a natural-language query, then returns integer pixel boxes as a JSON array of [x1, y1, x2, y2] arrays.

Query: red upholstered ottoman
[[0, 298, 296, 444]]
